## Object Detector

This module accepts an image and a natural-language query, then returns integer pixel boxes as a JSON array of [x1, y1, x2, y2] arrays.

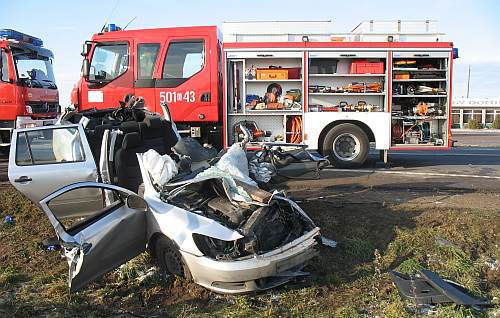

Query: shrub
[[467, 119, 481, 129], [492, 116, 500, 129]]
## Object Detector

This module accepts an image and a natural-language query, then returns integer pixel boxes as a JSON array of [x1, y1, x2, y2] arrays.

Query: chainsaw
[[233, 120, 271, 143]]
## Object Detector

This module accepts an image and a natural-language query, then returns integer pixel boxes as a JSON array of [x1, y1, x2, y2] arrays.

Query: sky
[[2, 0, 500, 106]]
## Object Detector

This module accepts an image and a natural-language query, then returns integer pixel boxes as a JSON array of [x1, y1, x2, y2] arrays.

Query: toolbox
[[255, 67, 301, 80], [284, 67, 302, 79], [256, 68, 288, 80], [309, 59, 338, 74], [394, 73, 410, 80], [350, 61, 384, 74]]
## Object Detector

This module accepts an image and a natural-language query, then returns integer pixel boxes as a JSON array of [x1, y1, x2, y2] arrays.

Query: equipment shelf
[[390, 53, 450, 148], [245, 79, 302, 82], [392, 116, 448, 120], [393, 79, 446, 82], [310, 92, 385, 96], [393, 95, 447, 98], [226, 54, 305, 146], [392, 68, 447, 72], [309, 74, 384, 77]]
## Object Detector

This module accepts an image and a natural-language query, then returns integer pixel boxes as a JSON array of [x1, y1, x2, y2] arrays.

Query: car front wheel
[[155, 236, 191, 281]]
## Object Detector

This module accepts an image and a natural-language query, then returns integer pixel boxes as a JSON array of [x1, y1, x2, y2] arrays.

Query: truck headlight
[[16, 116, 37, 129]]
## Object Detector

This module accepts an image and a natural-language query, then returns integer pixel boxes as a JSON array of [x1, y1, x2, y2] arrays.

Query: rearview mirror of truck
[[81, 42, 92, 56], [82, 59, 90, 78]]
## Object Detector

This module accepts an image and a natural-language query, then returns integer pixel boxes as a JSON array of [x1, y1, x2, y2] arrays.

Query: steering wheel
[[112, 95, 145, 122]]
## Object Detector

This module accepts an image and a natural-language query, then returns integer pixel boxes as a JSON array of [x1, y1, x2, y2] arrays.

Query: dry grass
[[0, 184, 498, 317]]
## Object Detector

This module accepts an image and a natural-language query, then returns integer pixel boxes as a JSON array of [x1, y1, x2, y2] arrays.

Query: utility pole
[[466, 64, 471, 98]]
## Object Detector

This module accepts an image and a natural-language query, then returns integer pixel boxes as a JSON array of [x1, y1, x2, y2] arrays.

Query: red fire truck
[[0, 29, 59, 147], [72, 21, 456, 167]]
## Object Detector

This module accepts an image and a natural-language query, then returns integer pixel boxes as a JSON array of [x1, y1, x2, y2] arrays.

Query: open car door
[[8, 124, 99, 206], [40, 182, 147, 292]]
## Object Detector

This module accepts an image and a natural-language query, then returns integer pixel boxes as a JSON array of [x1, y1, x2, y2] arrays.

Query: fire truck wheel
[[323, 123, 369, 168]]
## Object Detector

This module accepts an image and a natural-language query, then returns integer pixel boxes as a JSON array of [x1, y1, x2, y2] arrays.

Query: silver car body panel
[[181, 227, 319, 294], [39, 182, 146, 292], [137, 153, 321, 294], [8, 124, 99, 205], [137, 153, 244, 255]]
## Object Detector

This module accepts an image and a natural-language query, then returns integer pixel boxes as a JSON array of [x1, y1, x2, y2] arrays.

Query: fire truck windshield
[[14, 54, 56, 88]]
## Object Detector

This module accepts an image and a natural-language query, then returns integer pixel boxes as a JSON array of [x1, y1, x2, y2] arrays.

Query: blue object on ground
[[3, 215, 14, 225]]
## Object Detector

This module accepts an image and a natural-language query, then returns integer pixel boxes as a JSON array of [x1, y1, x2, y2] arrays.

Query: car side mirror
[[81, 42, 92, 56], [126, 194, 148, 212], [82, 59, 90, 78]]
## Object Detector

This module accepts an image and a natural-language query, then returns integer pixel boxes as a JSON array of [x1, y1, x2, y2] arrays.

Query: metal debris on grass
[[321, 237, 337, 248]]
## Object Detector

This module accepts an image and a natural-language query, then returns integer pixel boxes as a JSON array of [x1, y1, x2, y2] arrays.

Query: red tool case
[[350, 61, 384, 74]]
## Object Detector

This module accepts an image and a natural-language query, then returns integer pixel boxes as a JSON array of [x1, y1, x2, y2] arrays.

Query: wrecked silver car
[[8, 98, 322, 294]]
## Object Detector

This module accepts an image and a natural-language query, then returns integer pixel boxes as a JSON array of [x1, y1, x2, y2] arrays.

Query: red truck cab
[[0, 29, 59, 146], [73, 25, 222, 147]]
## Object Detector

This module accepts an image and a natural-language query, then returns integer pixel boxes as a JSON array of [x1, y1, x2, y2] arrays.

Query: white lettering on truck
[[159, 91, 195, 104]]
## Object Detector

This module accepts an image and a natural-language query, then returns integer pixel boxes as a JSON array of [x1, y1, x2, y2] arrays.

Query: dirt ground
[[0, 171, 499, 318]]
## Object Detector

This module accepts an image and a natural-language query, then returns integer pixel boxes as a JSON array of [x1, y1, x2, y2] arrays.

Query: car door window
[[138, 43, 160, 79], [47, 186, 123, 234], [89, 43, 128, 82], [162, 40, 204, 82], [1, 50, 9, 82], [15, 127, 85, 166]]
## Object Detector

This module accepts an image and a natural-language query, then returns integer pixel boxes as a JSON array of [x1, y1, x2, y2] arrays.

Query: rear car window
[[16, 127, 85, 166]]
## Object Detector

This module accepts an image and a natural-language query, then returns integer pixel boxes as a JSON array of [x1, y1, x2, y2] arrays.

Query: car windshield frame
[[13, 52, 56, 87]]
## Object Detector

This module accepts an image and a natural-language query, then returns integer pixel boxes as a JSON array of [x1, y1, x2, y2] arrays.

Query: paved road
[[1, 141, 499, 191], [453, 130, 500, 148]]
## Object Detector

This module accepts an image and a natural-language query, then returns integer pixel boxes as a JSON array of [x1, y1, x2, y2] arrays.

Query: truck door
[[8, 124, 99, 206], [83, 41, 134, 109], [134, 42, 161, 111], [0, 49, 16, 144], [154, 35, 215, 122]]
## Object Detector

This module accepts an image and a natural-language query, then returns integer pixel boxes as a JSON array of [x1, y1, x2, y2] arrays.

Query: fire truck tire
[[322, 123, 369, 168]]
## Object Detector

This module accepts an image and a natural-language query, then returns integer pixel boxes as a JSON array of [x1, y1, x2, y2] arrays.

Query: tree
[[492, 116, 500, 129], [467, 119, 481, 129]]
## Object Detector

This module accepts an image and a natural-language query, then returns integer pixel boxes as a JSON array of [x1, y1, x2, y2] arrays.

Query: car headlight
[[192, 233, 245, 260]]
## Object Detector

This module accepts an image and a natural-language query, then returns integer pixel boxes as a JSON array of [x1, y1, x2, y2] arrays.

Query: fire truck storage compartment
[[226, 51, 304, 146], [308, 51, 388, 113], [391, 51, 450, 147]]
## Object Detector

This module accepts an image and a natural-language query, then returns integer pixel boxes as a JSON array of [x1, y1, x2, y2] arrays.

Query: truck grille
[[27, 102, 59, 114]]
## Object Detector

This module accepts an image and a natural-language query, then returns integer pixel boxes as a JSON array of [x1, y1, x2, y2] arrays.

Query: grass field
[[0, 182, 499, 317]]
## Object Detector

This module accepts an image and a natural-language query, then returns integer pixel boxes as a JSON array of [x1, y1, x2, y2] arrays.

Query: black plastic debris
[[390, 270, 490, 312]]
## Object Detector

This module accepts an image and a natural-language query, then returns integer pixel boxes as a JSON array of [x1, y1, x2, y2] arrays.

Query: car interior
[[64, 102, 215, 194]]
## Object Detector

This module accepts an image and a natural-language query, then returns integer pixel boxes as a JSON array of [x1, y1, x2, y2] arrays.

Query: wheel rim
[[332, 133, 361, 161], [162, 247, 184, 277]]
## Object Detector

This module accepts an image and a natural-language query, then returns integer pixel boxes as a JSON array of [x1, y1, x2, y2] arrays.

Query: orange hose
[[290, 116, 302, 143]]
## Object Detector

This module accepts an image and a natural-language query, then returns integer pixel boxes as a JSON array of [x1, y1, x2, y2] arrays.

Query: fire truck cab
[[73, 25, 222, 147], [74, 21, 455, 167], [0, 29, 59, 147]]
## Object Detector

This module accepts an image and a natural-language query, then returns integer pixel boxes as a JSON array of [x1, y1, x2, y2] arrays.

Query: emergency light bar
[[0, 29, 43, 47], [104, 24, 122, 32]]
